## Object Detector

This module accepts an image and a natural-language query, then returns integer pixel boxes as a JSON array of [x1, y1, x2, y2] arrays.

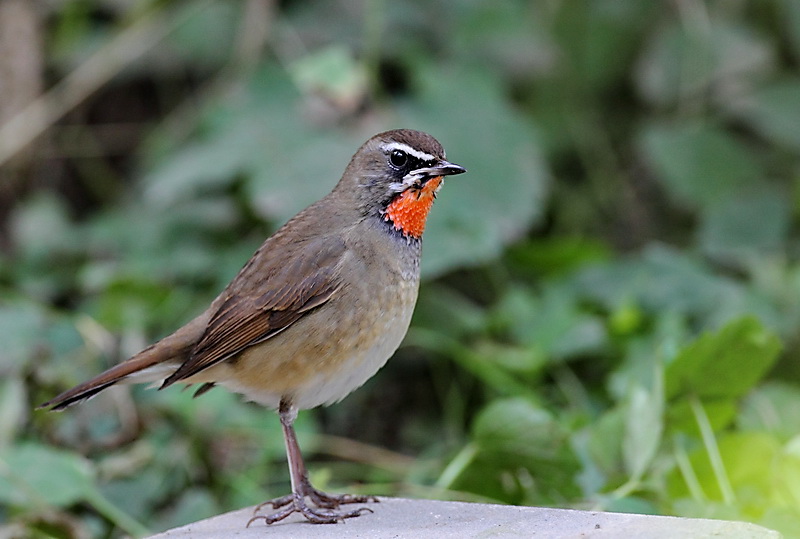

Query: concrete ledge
[[149, 497, 781, 538]]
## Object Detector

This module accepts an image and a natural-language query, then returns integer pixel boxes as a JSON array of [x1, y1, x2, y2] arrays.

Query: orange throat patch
[[384, 176, 443, 239]]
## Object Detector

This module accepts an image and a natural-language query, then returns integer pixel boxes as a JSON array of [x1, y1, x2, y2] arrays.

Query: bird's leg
[[248, 399, 376, 525], [269, 409, 378, 510]]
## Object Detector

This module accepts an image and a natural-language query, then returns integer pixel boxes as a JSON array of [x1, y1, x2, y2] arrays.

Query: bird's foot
[[256, 475, 378, 510], [247, 491, 375, 525]]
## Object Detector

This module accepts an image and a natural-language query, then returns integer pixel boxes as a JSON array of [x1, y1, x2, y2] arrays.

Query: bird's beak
[[411, 160, 467, 179]]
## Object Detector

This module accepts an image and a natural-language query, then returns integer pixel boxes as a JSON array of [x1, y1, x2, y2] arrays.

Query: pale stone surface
[[149, 497, 781, 538]]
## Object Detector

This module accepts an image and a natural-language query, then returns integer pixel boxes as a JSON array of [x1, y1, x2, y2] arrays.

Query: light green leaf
[[668, 431, 792, 513], [668, 398, 738, 437], [288, 45, 367, 108], [664, 317, 782, 401]]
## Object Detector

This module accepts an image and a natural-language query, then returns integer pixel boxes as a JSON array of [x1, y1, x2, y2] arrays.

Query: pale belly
[[198, 275, 419, 410]]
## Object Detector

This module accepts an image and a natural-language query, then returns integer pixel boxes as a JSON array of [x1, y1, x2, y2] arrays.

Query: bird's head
[[339, 129, 466, 239]]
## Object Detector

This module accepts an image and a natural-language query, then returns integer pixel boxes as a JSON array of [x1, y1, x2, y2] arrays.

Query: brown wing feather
[[161, 237, 346, 387]]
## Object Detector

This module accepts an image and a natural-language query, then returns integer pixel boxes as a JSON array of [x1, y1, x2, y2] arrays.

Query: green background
[[2, 1, 800, 537]]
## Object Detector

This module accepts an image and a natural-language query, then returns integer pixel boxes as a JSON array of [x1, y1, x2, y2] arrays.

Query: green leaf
[[584, 408, 625, 483], [465, 398, 579, 504], [143, 67, 336, 218], [9, 194, 78, 260], [0, 377, 26, 448], [605, 496, 659, 516], [739, 382, 800, 440], [473, 398, 567, 459], [667, 398, 738, 437], [505, 237, 612, 279], [607, 312, 688, 401], [623, 377, 664, 480], [470, 341, 547, 376], [0, 443, 95, 507], [574, 246, 791, 336], [0, 300, 48, 373], [167, 1, 238, 69], [288, 45, 367, 108], [698, 186, 790, 262], [447, 343, 540, 400], [575, 245, 737, 317], [761, 506, 800, 539], [412, 283, 487, 341], [550, 2, 659, 92], [142, 122, 267, 208], [640, 123, 763, 208], [664, 317, 782, 401], [668, 431, 799, 515], [491, 284, 607, 361], [451, 2, 552, 80], [734, 77, 800, 151], [99, 467, 166, 523], [781, 0, 800, 61], [636, 19, 773, 106]]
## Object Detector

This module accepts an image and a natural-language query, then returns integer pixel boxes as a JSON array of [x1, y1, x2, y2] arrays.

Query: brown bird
[[40, 129, 466, 525]]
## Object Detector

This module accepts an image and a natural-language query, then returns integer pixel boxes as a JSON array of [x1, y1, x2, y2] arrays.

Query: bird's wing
[[161, 236, 346, 387]]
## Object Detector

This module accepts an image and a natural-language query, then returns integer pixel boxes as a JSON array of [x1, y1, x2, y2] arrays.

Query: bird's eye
[[389, 149, 408, 168]]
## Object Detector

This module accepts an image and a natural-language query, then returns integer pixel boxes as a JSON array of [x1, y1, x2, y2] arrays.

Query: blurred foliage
[[2, 0, 800, 537]]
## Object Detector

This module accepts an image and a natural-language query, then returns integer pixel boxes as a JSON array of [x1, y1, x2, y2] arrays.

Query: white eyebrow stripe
[[381, 142, 436, 162]]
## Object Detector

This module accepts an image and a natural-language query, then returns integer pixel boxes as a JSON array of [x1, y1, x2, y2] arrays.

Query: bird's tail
[[39, 312, 208, 411]]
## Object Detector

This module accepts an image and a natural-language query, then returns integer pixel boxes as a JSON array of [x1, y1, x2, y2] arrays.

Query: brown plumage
[[39, 129, 466, 524]]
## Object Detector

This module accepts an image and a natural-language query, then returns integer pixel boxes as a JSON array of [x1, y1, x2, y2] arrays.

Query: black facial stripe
[[388, 155, 436, 177]]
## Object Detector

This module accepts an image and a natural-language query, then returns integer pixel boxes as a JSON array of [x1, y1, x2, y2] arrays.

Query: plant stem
[[690, 395, 735, 504]]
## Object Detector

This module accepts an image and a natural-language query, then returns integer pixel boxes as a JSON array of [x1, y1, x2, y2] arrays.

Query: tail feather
[[39, 311, 209, 411], [44, 381, 118, 411]]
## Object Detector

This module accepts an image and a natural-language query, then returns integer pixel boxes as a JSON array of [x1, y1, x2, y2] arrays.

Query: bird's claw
[[248, 492, 374, 525]]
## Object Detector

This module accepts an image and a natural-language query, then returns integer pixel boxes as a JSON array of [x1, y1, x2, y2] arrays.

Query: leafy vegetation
[[2, 1, 800, 537]]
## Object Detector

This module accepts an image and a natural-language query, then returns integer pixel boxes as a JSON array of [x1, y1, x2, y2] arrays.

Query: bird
[[39, 129, 466, 525]]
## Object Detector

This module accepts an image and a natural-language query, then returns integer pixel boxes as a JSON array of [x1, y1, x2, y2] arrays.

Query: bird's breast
[[207, 232, 421, 410]]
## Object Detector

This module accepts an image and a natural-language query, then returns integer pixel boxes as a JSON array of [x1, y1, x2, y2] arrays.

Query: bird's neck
[[382, 176, 443, 239]]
